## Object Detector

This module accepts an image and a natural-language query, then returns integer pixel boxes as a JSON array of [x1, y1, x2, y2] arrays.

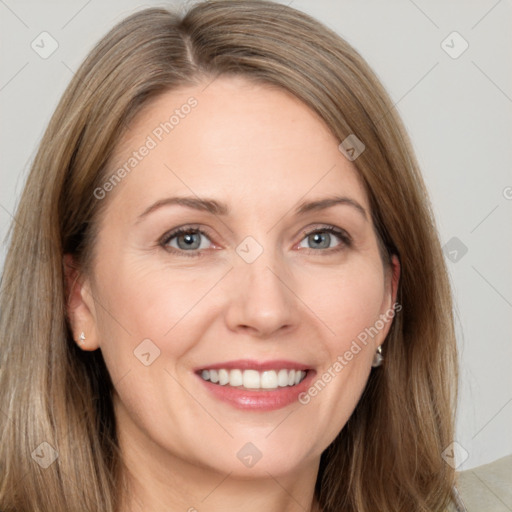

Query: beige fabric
[[455, 454, 512, 512]]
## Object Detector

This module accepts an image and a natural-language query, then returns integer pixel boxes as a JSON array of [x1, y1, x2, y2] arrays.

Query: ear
[[376, 254, 401, 346], [389, 254, 400, 306], [63, 254, 100, 351]]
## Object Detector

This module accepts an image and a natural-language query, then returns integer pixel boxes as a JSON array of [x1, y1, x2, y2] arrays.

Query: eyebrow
[[136, 194, 368, 222], [294, 196, 367, 220], [136, 196, 229, 222]]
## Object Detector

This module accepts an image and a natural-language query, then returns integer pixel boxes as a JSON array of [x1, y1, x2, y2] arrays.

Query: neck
[[121, 467, 321, 512], [116, 419, 321, 512]]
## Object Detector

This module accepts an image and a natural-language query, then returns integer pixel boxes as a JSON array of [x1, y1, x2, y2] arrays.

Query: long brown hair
[[0, 1, 458, 510]]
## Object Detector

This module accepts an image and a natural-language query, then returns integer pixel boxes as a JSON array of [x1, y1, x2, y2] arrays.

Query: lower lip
[[196, 371, 316, 411]]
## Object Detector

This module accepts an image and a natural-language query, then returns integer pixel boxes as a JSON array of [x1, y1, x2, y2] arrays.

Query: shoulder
[[455, 454, 512, 512]]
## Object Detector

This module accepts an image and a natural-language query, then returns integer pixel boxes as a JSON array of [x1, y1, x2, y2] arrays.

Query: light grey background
[[1, 0, 511, 471]]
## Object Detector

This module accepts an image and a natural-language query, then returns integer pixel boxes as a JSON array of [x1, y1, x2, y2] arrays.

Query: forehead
[[103, 75, 369, 218]]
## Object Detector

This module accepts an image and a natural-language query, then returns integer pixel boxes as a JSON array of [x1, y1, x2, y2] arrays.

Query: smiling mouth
[[199, 368, 308, 390]]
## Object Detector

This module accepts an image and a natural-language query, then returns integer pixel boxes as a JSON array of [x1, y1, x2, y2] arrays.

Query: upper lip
[[194, 359, 312, 372]]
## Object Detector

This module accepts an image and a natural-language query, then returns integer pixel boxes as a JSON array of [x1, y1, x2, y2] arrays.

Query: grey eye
[[165, 229, 212, 251]]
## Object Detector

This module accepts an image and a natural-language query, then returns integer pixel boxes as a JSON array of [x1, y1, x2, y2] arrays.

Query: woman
[[0, 1, 463, 510]]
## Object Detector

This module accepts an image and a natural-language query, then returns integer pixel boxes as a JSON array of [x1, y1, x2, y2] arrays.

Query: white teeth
[[200, 368, 307, 389], [243, 369, 260, 389], [229, 369, 243, 387], [277, 369, 289, 387], [260, 370, 277, 389], [218, 369, 229, 385]]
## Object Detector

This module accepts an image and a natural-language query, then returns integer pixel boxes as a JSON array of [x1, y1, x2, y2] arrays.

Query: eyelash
[[159, 225, 352, 258]]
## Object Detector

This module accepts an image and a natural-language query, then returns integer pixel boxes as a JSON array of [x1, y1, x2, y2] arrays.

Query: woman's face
[[72, 76, 399, 479]]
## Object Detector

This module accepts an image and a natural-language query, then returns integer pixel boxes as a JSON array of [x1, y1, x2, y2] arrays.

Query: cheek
[[298, 259, 385, 395], [301, 257, 386, 346], [296, 259, 386, 439], [92, 254, 224, 373], [91, 259, 210, 434]]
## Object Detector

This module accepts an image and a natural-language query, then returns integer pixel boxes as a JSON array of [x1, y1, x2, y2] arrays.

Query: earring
[[371, 345, 383, 367], [78, 332, 86, 345]]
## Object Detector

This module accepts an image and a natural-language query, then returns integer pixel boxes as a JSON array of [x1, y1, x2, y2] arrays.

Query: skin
[[65, 75, 399, 512]]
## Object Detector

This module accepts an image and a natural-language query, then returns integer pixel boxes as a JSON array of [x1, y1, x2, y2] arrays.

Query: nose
[[223, 248, 300, 339]]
